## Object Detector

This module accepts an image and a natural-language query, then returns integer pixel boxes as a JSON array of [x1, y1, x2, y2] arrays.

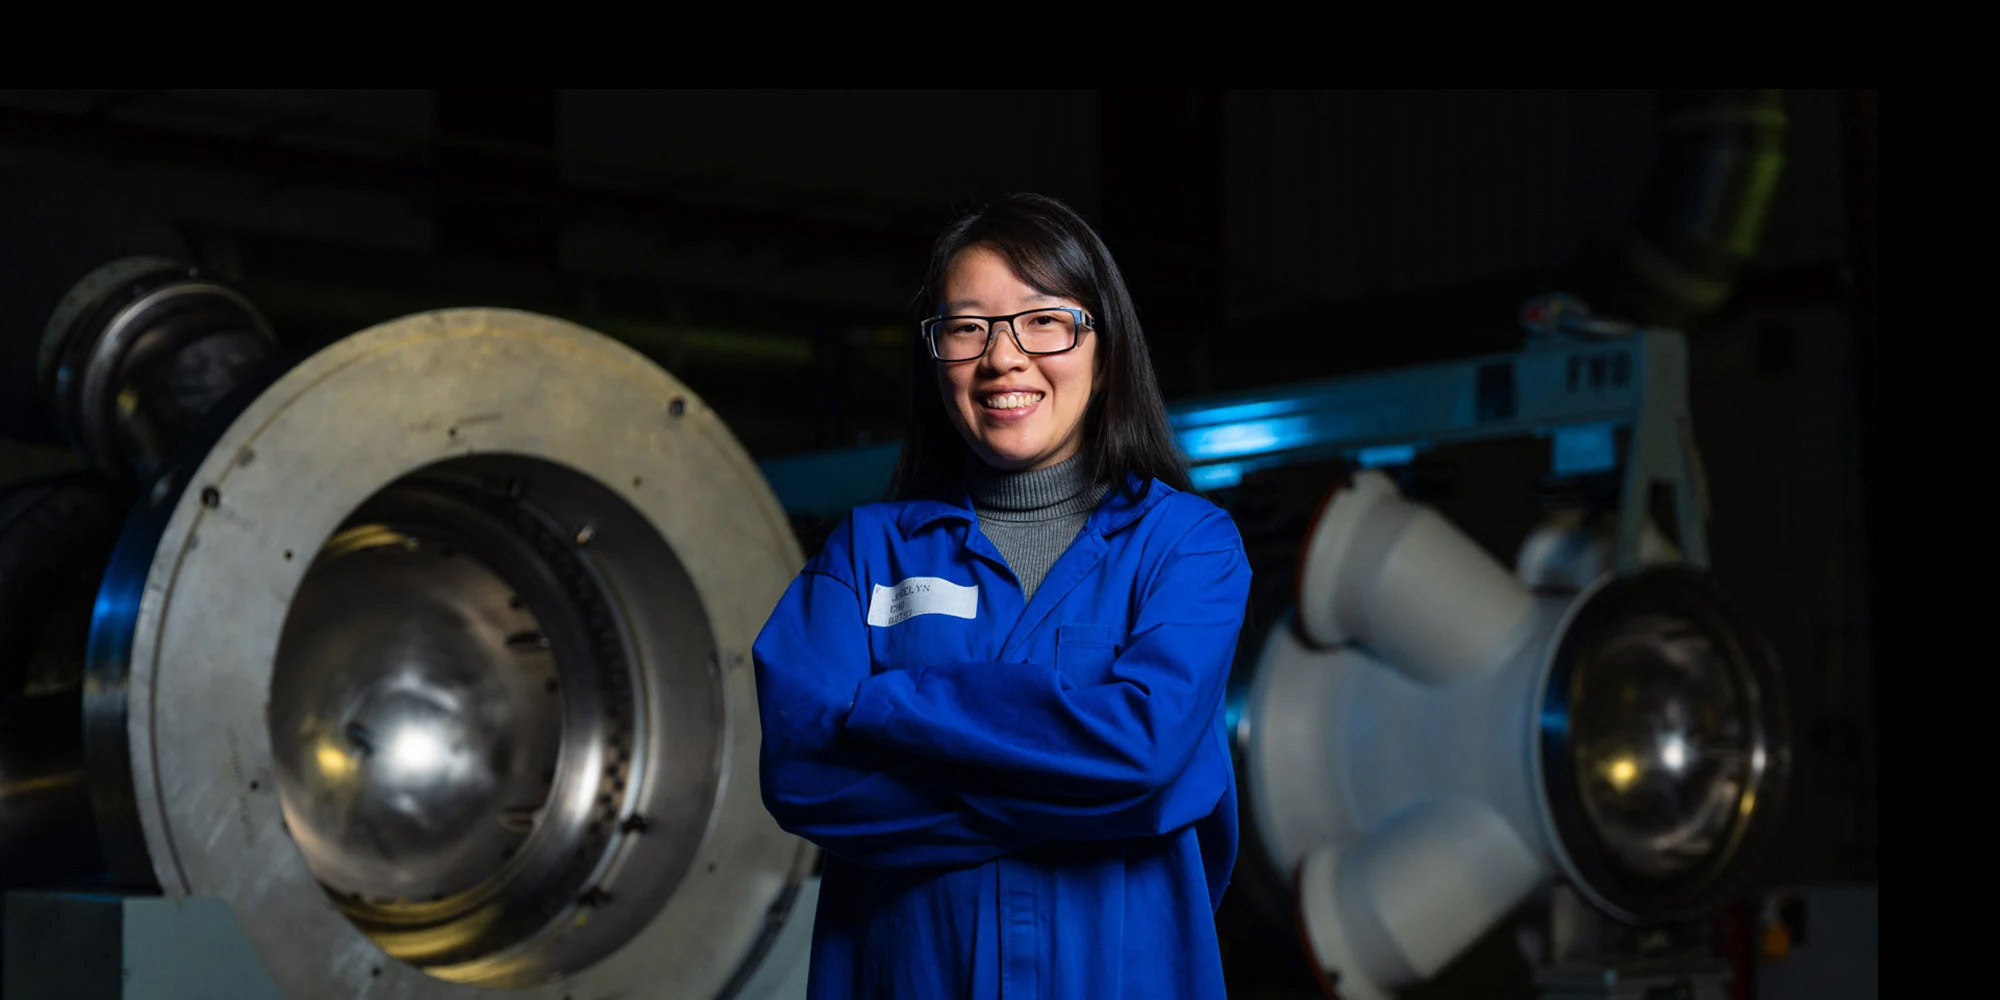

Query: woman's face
[[935, 246, 1097, 473]]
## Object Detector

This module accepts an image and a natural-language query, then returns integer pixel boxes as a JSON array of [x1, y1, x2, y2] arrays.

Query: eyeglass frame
[[919, 307, 1096, 362]]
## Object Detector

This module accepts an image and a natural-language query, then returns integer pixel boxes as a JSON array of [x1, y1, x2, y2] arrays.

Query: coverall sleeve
[[843, 508, 1252, 804], [753, 521, 1036, 870], [950, 749, 1231, 840]]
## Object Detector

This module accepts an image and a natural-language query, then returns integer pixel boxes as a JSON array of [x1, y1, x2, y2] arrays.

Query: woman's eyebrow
[[942, 294, 1064, 313]]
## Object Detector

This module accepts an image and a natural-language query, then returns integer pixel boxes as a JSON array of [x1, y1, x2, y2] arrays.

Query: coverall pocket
[[1054, 622, 1123, 687]]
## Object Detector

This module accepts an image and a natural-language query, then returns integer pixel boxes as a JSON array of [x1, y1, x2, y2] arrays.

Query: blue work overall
[[753, 476, 1251, 1000]]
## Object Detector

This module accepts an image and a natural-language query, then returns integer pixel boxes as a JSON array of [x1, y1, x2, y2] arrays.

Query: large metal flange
[[85, 308, 814, 998]]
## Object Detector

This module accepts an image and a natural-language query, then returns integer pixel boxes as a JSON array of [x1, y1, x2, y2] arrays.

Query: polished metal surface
[[1566, 610, 1749, 879], [1539, 565, 1789, 922], [39, 263, 275, 482], [84, 309, 816, 998], [271, 524, 565, 907], [34, 256, 180, 388]]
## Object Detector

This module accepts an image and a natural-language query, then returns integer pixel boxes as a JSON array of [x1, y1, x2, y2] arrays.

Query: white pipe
[[1297, 471, 1537, 684], [1297, 799, 1548, 998]]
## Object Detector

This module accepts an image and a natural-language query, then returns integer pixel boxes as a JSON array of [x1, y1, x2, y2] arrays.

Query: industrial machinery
[[1247, 468, 1785, 999], [3, 155, 1791, 999], [1, 164, 818, 999], [1220, 302, 1787, 1000]]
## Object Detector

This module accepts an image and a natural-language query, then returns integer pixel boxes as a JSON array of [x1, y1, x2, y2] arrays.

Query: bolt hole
[[632, 475, 644, 487], [448, 426, 458, 438], [249, 780, 260, 791], [283, 549, 293, 561], [200, 486, 220, 508], [371, 967, 382, 979], [668, 397, 686, 418]]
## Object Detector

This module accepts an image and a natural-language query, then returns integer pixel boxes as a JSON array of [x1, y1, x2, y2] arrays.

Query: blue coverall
[[752, 475, 1252, 999]]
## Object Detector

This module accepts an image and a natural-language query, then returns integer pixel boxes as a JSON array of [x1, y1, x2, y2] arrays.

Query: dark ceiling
[[1, 89, 1868, 459]]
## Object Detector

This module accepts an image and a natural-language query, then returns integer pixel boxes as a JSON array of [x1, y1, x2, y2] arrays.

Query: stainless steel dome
[[1541, 565, 1788, 922]]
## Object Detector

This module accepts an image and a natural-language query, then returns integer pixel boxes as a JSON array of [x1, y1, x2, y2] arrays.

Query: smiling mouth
[[981, 391, 1044, 411]]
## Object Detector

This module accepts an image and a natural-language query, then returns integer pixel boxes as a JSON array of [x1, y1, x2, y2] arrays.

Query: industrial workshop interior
[[0, 89, 1878, 1000]]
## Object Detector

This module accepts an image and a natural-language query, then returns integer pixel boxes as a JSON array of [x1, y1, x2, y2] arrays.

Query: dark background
[[0, 88, 1877, 991]]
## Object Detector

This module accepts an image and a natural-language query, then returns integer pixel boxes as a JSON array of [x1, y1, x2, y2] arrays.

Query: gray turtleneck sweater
[[970, 455, 1110, 602]]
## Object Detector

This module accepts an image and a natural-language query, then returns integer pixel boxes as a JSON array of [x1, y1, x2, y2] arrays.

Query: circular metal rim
[[43, 267, 275, 479], [84, 308, 815, 998], [269, 472, 654, 964], [1533, 564, 1790, 923], [35, 255, 182, 395]]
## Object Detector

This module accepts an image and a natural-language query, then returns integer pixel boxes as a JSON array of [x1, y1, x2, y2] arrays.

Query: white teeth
[[982, 392, 1043, 410]]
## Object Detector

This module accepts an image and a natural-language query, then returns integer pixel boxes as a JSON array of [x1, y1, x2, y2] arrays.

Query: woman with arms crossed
[[753, 193, 1251, 1000]]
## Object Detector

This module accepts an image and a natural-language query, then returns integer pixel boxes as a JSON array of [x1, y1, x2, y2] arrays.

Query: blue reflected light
[[1191, 463, 1245, 490], [1170, 396, 1310, 428], [1539, 707, 1570, 737], [1353, 443, 1419, 468], [1179, 416, 1316, 461], [91, 580, 140, 626]]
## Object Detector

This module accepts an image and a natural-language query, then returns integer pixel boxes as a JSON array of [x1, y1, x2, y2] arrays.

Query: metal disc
[[86, 308, 814, 998]]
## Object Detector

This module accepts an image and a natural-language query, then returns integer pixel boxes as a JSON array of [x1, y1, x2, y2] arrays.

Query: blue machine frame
[[757, 327, 1709, 575]]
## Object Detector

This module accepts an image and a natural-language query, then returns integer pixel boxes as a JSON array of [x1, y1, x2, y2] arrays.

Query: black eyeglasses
[[920, 307, 1094, 362]]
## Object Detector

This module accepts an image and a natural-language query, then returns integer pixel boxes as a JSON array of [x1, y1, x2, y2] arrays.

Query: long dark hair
[[888, 193, 1192, 501]]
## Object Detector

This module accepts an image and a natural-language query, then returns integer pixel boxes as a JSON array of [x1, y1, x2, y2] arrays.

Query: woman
[[753, 193, 1251, 999]]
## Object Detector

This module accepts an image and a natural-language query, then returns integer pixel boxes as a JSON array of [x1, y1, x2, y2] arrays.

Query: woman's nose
[[980, 321, 1029, 369]]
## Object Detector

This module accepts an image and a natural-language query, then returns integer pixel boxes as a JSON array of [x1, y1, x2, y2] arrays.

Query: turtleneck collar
[[968, 454, 1106, 521]]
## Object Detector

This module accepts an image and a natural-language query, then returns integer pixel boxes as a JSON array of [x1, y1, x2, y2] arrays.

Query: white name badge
[[866, 576, 979, 627]]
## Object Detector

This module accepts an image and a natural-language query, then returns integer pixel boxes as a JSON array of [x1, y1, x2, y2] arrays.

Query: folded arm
[[843, 511, 1252, 808]]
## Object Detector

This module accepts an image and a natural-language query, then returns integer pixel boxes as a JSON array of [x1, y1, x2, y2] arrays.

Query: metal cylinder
[[37, 257, 278, 484], [76, 308, 816, 998]]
